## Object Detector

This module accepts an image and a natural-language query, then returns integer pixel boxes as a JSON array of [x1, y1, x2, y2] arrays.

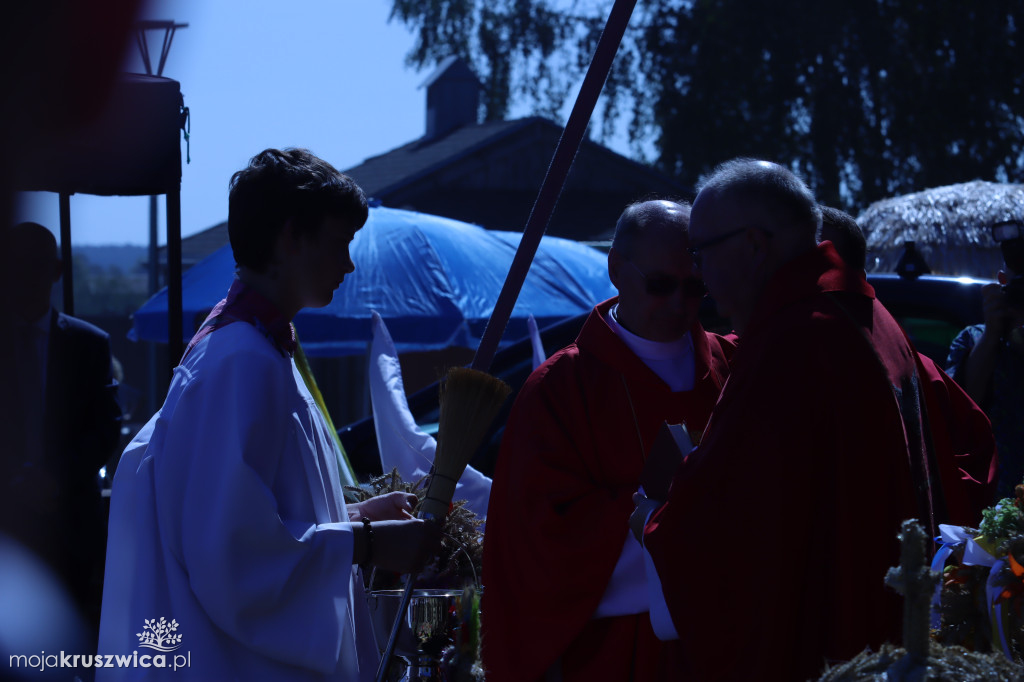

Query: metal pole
[[471, 0, 638, 373], [381, 0, 639, 675], [135, 29, 153, 76], [147, 195, 159, 413], [58, 192, 73, 315], [166, 189, 183, 371]]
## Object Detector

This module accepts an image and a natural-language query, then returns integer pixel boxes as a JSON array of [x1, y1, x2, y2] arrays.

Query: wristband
[[361, 517, 373, 566]]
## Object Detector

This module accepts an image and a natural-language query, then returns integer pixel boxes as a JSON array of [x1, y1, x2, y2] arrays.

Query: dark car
[[868, 273, 990, 364], [337, 272, 992, 480]]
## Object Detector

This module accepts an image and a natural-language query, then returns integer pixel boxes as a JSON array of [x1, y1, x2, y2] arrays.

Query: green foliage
[[389, 0, 1024, 211], [979, 498, 1024, 549]]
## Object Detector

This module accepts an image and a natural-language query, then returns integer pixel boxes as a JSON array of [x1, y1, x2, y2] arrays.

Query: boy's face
[[289, 215, 358, 309]]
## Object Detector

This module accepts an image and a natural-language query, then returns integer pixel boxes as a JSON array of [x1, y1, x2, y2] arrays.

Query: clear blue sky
[[16, 0, 618, 246], [13, 0, 425, 245]]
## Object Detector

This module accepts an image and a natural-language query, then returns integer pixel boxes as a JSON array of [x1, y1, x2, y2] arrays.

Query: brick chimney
[[422, 56, 482, 139]]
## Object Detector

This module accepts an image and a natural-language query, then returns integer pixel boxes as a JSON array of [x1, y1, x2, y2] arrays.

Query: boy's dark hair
[[228, 148, 368, 272]]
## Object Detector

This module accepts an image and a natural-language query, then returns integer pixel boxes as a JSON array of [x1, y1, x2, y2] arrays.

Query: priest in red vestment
[[915, 351, 998, 520], [637, 159, 995, 682], [816, 205, 997, 522], [482, 199, 735, 682]]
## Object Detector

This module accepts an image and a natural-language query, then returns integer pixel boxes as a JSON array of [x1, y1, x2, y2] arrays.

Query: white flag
[[369, 312, 493, 519]]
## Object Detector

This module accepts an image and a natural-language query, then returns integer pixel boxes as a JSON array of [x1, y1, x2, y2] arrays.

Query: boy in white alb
[[99, 148, 441, 681]]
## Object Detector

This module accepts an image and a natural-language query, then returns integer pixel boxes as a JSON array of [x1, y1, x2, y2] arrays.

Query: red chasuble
[[643, 243, 993, 682], [914, 351, 997, 523], [482, 297, 734, 682]]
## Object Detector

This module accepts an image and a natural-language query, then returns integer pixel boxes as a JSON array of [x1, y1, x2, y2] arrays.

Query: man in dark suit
[[1, 221, 121, 634]]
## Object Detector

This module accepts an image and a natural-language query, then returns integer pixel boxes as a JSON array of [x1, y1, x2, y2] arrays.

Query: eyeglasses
[[623, 260, 707, 298], [686, 227, 749, 266], [688, 226, 776, 266]]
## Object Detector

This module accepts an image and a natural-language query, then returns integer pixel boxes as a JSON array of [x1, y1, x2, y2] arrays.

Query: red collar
[[581, 297, 718, 387], [183, 279, 297, 362], [744, 242, 874, 337]]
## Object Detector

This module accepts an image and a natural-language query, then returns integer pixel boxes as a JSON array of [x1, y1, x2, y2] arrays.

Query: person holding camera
[[947, 220, 1024, 500]]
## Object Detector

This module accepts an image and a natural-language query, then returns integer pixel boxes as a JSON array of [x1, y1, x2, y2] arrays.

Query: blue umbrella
[[131, 205, 615, 356]]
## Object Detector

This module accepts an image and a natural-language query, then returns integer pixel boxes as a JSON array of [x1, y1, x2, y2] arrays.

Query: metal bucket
[[367, 588, 466, 681]]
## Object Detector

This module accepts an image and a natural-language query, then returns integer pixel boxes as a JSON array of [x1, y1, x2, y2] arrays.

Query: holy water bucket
[[367, 588, 468, 681]]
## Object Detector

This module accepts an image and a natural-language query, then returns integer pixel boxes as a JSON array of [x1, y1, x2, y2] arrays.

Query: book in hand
[[639, 422, 693, 501]]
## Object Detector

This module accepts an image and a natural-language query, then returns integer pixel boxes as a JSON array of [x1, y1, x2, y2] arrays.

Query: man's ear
[[50, 257, 64, 285], [998, 270, 1009, 286], [607, 247, 623, 289]]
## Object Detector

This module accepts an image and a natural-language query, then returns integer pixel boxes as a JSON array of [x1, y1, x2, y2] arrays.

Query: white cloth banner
[[369, 312, 492, 518], [527, 314, 547, 371]]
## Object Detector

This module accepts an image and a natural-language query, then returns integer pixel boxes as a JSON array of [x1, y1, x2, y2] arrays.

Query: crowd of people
[[0, 0, 1008, 678], [946, 221, 1024, 501], [2, 148, 1021, 681], [484, 159, 1001, 681]]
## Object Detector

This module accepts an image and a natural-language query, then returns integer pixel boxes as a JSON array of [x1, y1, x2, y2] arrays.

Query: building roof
[[345, 118, 542, 200], [420, 55, 481, 90], [165, 115, 687, 262], [345, 116, 686, 216], [176, 220, 228, 267]]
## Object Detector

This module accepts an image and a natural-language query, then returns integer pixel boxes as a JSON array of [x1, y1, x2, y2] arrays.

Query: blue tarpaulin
[[131, 205, 616, 356]]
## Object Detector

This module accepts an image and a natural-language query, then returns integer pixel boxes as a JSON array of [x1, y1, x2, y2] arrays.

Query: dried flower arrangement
[[345, 468, 484, 591]]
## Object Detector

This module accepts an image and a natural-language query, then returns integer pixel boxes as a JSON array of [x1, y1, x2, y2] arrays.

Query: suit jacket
[[44, 310, 122, 494], [0, 309, 120, 563]]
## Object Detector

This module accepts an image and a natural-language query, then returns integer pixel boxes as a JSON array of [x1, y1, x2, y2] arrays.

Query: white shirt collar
[[607, 303, 692, 361]]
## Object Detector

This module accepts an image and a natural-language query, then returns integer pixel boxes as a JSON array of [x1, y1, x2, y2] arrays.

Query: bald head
[[611, 199, 691, 258], [608, 199, 702, 342], [696, 159, 820, 245]]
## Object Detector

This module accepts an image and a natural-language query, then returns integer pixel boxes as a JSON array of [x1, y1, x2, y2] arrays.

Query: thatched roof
[[858, 181, 1024, 277]]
